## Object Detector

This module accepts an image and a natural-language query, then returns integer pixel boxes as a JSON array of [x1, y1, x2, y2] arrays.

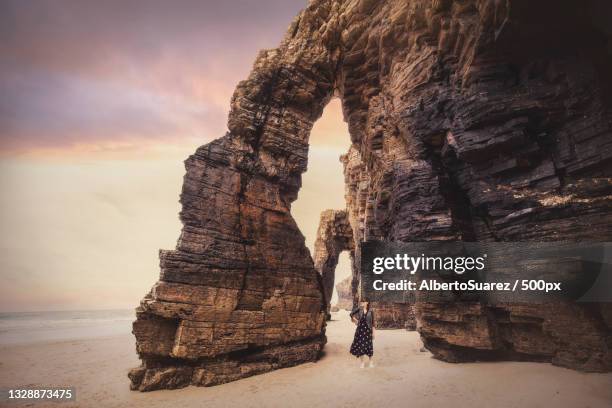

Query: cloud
[[0, 0, 306, 155], [0, 1, 354, 312], [1, 67, 227, 151]]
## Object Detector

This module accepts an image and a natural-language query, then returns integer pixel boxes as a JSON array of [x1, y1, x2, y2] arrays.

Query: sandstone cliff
[[131, 0, 612, 390]]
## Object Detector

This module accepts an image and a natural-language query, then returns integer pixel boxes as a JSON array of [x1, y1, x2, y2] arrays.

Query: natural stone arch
[[313, 209, 416, 329], [313, 209, 354, 319], [130, 2, 340, 391], [131, 0, 612, 391]]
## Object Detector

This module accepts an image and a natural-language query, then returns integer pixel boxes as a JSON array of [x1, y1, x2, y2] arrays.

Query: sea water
[[0, 309, 134, 345]]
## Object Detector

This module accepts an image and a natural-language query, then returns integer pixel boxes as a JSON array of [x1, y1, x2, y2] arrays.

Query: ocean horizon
[[0, 309, 135, 346]]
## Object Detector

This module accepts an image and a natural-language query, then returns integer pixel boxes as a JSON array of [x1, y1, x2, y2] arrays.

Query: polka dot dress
[[350, 313, 373, 358]]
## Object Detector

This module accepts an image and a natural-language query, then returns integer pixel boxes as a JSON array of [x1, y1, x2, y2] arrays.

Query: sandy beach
[[1, 310, 610, 408]]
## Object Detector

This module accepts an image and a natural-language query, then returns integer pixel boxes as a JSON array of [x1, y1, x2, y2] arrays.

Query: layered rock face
[[132, 0, 612, 390], [336, 0, 612, 370], [335, 276, 353, 311], [313, 208, 415, 327], [312, 210, 354, 318], [129, 6, 337, 390]]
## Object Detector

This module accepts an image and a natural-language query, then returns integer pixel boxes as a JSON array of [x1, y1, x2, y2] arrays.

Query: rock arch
[[313, 209, 416, 329], [131, 0, 612, 391], [313, 209, 354, 319]]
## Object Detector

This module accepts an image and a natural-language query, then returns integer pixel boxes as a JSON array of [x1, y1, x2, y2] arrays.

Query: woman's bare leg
[[359, 355, 366, 368], [368, 356, 375, 368]]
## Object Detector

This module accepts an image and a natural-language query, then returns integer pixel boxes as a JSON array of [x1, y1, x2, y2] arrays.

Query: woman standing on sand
[[349, 299, 375, 368]]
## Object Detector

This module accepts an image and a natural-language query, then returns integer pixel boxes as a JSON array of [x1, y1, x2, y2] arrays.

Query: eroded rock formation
[[313, 209, 354, 318], [312, 208, 416, 327], [132, 0, 612, 390], [335, 276, 353, 311], [129, 4, 335, 389], [336, 0, 612, 370]]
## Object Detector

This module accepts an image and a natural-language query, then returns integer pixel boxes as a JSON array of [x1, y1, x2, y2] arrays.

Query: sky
[[0, 0, 352, 312]]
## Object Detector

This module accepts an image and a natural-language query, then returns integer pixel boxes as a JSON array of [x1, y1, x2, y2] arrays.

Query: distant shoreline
[[0, 308, 134, 315], [0, 309, 134, 346]]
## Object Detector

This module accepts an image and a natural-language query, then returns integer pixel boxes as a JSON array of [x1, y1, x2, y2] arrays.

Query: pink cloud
[[0, 0, 306, 155]]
